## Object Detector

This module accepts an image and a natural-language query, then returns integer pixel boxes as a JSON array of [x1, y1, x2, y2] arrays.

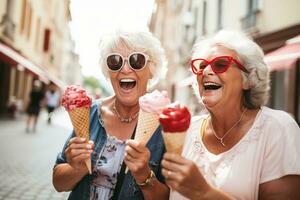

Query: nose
[[120, 59, 133, 73], [202, 64, 214, 75]]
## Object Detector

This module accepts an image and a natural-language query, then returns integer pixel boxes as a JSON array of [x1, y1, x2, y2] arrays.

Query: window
[[43, 29, 51, 52], [202, 1, 207, 34], [35, 18, 40, 51], [20, 0, 27, 33], [26, 6, 32, 39], [217, 0, 223, 30], [241, 0, 260, 30]]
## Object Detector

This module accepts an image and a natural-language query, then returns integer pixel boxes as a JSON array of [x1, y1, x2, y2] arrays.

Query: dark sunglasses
[[106, 52, 149, 72], [191, 56, 248, 75]]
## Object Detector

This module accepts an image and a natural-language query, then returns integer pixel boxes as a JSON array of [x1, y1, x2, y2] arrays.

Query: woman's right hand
[[64, 137, 94, 172]]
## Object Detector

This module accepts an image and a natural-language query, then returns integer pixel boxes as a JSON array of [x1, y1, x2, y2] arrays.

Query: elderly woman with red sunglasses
[[53, 31, 169, 200], [161, 30, 300, 200]]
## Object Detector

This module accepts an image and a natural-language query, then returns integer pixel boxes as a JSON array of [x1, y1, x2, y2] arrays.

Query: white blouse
[[170, 106, 300, 200]]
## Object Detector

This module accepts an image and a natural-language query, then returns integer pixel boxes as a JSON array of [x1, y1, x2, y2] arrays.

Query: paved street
[[0, 108, 72, 200]]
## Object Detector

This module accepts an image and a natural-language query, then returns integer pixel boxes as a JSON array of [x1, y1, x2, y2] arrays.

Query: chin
[[202, 97, 219, 109]]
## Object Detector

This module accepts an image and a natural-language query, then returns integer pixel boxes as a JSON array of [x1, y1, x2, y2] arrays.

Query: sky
[[69, 0, 155, 90]]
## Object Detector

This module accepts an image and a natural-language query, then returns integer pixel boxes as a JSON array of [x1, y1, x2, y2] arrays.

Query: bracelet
[[136, 170, 156, 187]]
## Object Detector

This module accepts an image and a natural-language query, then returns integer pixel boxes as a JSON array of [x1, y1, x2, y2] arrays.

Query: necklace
[[112, 101, 139, 123], [210, 108, 247, 147]]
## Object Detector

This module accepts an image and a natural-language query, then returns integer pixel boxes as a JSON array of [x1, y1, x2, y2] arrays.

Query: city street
[[0, 108, 72, 200]]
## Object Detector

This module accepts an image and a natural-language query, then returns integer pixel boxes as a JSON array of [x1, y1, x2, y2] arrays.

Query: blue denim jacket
[[55, 101, 166, 200]]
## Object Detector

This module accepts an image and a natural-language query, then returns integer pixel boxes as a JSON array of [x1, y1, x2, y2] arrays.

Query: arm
[[125, 140, 169, 200], [52, 137, 93, 192], [52, 163, 87, 192], [259, 175, 300, 200], [162, 153, 235, 200]]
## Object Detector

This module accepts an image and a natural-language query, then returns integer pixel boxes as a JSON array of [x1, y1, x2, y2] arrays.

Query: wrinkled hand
[[124, 139, 151, 183], [161, 153, 211, 199], [65, 137, 94, 173]]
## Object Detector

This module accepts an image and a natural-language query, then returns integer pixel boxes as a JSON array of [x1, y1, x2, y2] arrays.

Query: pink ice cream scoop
[[134, 90, 170, 146], [61, 85, 92, 111], [139, 90, 170, 115]]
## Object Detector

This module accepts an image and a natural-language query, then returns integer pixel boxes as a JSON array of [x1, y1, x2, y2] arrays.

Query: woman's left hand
[[124, 139, 151, 183], [161, 153, 211, 199]]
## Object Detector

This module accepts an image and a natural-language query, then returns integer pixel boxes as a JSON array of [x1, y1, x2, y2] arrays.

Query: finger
[[126, 140, 145, 153], [163, 153, 187, 164], [162, 168, 176, 180], [69, 142, 93, 150], [88, 140, 94, 146], [69, 137, 87, 144], [69, 148, 93, 158], [124, 158, 139, 172], [72, 153, 91, 163], [124, 153, 146, 167], [161, 158, 183, 173], [124, 152, 134, 162], [125, 145, 144, 158]]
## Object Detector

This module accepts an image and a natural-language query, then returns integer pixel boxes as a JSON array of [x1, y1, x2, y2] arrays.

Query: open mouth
[[119, 78, 136, 90], [203, 82, 222, 91]]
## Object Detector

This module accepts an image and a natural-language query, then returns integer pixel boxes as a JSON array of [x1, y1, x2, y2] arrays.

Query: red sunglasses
[[191, 56, 248, 75]]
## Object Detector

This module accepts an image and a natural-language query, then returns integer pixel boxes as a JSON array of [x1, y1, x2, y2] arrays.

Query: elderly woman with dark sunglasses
[[53, 31, 169, 200], [161, 30, 300, 200]]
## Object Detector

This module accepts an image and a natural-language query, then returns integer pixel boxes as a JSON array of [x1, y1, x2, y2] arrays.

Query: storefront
[[264, 35, 300, 124], [0, 42, 64, 117]]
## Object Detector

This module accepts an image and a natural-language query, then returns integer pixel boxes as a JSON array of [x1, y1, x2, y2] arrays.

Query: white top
[[170, 107, 300, 200], [46, 90, 60, 107]]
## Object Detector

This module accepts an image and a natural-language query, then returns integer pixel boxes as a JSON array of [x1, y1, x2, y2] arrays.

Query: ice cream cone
[[68, 107, 92, 174], [163, 132, 186, 155], [134, 109, 159, 145]]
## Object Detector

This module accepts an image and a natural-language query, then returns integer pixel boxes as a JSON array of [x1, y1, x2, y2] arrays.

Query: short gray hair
[[99, 30, 167, 87], [192, 30, 270, 109]]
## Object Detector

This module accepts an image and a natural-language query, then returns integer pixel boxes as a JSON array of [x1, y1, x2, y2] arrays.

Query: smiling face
[[108, 44, 152, 107], [196, 45, 247, 111]]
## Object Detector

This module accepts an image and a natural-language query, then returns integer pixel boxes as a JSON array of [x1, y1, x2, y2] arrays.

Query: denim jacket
[[55, 100, 166, 200]]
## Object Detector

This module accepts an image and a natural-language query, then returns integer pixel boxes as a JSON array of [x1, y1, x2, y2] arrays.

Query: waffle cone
[[163, 132, 186, 155], [134, 110, 159, 145], [68, 107, 92, 174]]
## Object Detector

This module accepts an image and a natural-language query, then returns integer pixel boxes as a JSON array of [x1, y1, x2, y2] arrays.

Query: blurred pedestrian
[[46, 83, 61, 124], [26, 80, 45, 133]]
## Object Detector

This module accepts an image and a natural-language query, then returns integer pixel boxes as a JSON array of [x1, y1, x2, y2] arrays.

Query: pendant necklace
[[113, 101, 139, 123], [210, 108, 247, 147]]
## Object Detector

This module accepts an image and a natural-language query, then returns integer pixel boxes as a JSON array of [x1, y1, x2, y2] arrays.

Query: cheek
[[109, 73, 118, 87], [196, 76, 204, 92]]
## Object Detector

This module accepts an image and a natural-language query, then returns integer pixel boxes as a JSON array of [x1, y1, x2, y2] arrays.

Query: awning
[[264, 35, 300, 72], [0, 42, 65, 88], [0, 42, 49, 83], [46, 70, 66, 89]]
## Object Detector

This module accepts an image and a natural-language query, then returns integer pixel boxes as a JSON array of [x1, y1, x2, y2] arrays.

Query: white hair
[[191, 30, 270, 109], [99, 30, 167, 87]]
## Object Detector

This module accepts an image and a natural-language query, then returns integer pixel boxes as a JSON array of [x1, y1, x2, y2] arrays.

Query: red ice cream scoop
[[61, 85, 92, 111], [159, 102, 191, 132]]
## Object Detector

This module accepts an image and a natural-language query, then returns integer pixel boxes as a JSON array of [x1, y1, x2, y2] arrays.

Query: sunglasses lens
[[107, 54, 123, 71], [129, 53, 146, 70], [192, 59, 208, 74], [212, 57, 231, 73]]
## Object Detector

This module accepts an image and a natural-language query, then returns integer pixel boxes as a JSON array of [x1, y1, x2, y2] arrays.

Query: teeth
[[120, 79, 135, 83], [203, 82, 221, 87]]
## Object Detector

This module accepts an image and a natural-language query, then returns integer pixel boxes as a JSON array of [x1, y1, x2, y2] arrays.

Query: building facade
[[0, 0, 81, 116], [150, 0, 300, 124]]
